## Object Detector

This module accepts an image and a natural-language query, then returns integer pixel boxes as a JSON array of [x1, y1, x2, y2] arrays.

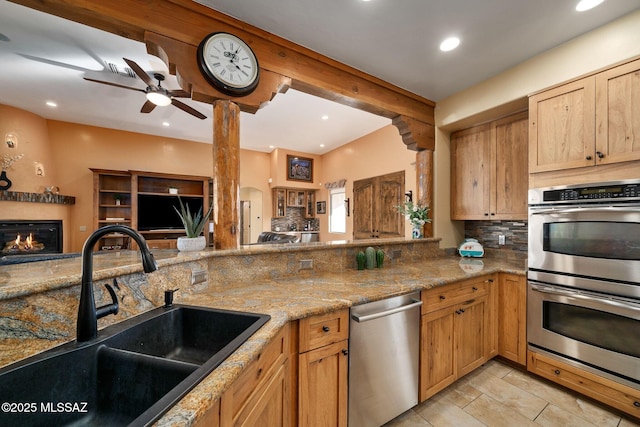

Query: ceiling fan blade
[[83, 77, 146, 93], [171, 99, 207, 120], [140, 100, 157, 113], [123, 58, 155, 87], [168, 89, 190, 98]]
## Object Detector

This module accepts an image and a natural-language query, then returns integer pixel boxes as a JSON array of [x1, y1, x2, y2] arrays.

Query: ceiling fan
[[83, 58, 207, 119]]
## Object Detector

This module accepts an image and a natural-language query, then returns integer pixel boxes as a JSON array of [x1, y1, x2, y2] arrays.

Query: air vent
[[105, 61, 137, 79]]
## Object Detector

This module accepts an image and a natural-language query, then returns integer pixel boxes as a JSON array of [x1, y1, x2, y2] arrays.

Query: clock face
[[197, 32, 260, 96]]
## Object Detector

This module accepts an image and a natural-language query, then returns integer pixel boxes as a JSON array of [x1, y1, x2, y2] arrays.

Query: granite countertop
[[0, 244, 526, 425], [154, 253, 527, 426]]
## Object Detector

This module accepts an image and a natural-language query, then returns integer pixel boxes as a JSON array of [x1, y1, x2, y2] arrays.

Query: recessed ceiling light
[[162, 122, 170, 127], [576, 0, 605, 12], [440, 37, 460, 52], [322, 115, 329, 120], [269, 145, 275, 149], [46, 101, 57, 107], [320, 144, 325, 148]]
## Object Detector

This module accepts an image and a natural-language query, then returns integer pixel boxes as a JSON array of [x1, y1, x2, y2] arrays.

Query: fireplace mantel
[[0, 191, 75, 205]]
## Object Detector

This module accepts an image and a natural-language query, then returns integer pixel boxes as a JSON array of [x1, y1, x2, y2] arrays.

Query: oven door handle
[[529, 206, 640, 215], [530, 284, 640, 313]]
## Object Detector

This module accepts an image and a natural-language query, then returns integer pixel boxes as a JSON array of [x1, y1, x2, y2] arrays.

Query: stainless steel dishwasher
[[349, 292, 422, 427]]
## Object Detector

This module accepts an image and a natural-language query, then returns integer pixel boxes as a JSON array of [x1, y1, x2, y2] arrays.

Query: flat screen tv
[[137, 195, 204, 231]]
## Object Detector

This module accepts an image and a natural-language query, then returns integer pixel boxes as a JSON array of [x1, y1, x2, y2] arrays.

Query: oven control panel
[[529, 180, 640, 205]]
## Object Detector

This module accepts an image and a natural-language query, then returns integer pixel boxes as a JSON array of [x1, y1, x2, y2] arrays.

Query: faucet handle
[[164, 288, 180, 308], [96, 282, 119, 319]]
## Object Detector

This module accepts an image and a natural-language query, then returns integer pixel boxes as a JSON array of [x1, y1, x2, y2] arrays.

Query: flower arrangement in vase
[[395, 201, 431, 238]]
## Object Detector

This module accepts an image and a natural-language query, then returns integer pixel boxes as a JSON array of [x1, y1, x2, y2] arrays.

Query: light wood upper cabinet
[[529, 77, 596, 173], [451, 112, 528, 220], [595, 58, 640, 165], [530, 57, 640, 174]]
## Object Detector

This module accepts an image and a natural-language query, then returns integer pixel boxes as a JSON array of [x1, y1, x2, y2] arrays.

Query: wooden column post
[[416, 149, 434, 238], [212, 100, 240, 249]]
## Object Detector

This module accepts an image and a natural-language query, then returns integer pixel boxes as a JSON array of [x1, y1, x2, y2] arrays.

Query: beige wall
[[433, 9, 640, 249], [319, 125, 416, 241]]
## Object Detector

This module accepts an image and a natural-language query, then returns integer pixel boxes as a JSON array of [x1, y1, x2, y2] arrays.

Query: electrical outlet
[[498, 235, 506, 245], [191, 268, 207, 285], [300, 259, 313, 270], [391, 249, 402, 259]]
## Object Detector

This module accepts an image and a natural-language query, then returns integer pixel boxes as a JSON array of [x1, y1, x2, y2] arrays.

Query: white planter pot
[[177, 236, 206, 252]]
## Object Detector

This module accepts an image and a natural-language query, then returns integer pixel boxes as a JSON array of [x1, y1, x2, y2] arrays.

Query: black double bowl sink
[[0, 305, 270, 426]]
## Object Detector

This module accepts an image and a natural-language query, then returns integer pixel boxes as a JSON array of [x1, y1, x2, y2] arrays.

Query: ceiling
[[1, 0, 639, 155]]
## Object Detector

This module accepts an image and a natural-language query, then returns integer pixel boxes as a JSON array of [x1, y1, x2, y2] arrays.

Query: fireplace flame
[[3, 233, 45, 254], [25, 233, 33, 250]]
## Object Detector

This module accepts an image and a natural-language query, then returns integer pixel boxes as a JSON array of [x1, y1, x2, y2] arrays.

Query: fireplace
[[1, 220, 63, 256]]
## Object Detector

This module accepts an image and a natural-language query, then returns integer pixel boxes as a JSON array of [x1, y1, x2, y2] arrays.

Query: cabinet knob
[[554, 369, 561, 375], [586, 155, 592, 161], [342, 349, 349, 356], [634, 401, 640, 408], [322, 326, 330, 332], [596, 151, 605, 159], [484, 213, 489, 216], [472, 286, 478, 291], [439, 295, 446, 300]]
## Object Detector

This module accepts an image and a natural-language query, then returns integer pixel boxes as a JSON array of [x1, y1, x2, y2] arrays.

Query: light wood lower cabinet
[[420, 275, 496, 401], [498, 274, 527, 365], [218, 324, 291, 427], [298, 309, 349, 427], [528, 350, 640, 418]]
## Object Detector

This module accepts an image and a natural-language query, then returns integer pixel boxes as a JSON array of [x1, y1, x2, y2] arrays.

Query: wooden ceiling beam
[[10, 0, 435, 150]]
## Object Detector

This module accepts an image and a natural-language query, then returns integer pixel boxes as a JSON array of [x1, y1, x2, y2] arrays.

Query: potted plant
[[395, 200, 431, 239], [173, 197, 213, 252]]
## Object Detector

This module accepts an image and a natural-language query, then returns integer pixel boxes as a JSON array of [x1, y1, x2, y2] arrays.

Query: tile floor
[[384, 359, 640, 427]]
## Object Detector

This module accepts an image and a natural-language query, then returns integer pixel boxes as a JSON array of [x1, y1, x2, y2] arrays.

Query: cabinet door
[[353, 178, 375, 239], [456, 296, 487, 378], [529, 77, 596, 173], [494, 113, 528, 220], [273, 189, 286, 218], [596, 58, 640, 165], [298, 340, 348, 427], [377, 172, 405, 238], [420, 305, 456, 401], [230, 361, 289, 427], [451, 124, 492, 219], [499, 274, 527, 365]]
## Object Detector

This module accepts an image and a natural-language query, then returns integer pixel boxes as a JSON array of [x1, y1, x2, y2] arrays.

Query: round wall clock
[[197, 32, 260, 96]]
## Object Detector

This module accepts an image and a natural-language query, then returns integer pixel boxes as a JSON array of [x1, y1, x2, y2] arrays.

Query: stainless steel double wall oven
[[527, 180, 640, 389]]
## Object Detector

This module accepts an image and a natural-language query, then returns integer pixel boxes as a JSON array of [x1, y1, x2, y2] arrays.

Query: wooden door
[[353, 171, 405, 239], [377, 171, 404, 238], [596, 58, 640, 165], [499, 274, 527, 365], [456, 296, 487, 378], [494, 113, 528, 219], [529, 76, 596, 173], [298, 340, 348, 427], [353, 178, 375, 239], [420, 306, 456, 401], [451, 124, 492, 219]]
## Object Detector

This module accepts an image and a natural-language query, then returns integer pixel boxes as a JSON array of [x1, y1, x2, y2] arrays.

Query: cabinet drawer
[[422, 276, 491, 314], [528, 350, 640, 418], [298, 309, 349, 353], [224, 325, 289, 419]]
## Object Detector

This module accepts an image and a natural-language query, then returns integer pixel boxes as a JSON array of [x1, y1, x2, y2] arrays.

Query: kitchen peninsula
[[0, 238, 527, 426]]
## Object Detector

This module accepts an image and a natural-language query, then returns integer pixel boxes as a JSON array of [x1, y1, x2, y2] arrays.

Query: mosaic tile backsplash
[[464, 220, 528, 253]]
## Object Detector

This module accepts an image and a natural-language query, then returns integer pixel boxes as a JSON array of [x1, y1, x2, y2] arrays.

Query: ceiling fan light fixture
[[146, 90, 171, 106]]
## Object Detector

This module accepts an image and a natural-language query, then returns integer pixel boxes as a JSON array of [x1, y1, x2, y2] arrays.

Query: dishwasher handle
[[351, 299, 423, 323]]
